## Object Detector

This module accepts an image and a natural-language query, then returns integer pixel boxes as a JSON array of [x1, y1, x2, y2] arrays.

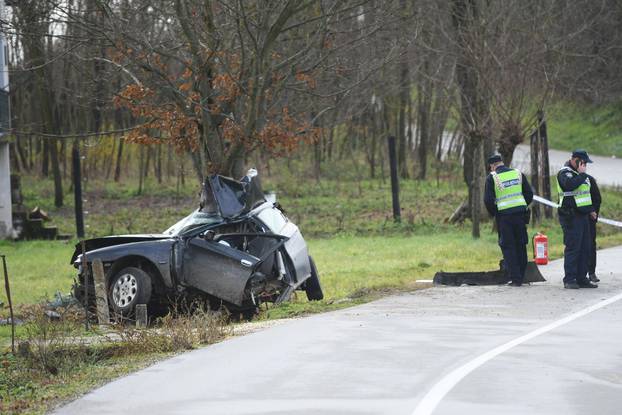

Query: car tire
[[305, 256, 324, 301], [108, 267, 152, 317]]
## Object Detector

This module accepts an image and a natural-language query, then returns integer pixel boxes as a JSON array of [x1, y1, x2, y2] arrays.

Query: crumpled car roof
[[200, 173, 266, 219]]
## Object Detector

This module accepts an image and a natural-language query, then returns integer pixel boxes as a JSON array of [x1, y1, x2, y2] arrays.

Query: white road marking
[[411, 291, 622, 415]]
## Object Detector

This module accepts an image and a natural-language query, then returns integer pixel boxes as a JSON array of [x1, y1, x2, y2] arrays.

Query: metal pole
[[1, 254, 15, 354], [387, 135, 401, 222], [73, 144, 85, 238]]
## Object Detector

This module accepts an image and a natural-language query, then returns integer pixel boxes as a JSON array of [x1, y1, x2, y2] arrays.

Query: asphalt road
[[54, 246, 622, 415]]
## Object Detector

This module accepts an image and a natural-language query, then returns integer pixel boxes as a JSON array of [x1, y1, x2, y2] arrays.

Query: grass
[[0, 240, 76, 305], [15, 159, 467, 239], [548, 102, 622, 157], [1, 305, 230, 415], [1, 349, 173, 414]]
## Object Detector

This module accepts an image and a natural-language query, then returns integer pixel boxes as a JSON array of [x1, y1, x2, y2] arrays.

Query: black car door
[[181, 235, 260, 306]]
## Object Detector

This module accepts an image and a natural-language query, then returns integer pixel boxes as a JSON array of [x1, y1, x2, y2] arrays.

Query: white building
[[0, 0, 12, 239]]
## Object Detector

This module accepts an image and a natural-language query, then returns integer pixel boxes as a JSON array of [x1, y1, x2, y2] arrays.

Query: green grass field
[[548, 103, 622, 157], [3, 212, 622, 325]]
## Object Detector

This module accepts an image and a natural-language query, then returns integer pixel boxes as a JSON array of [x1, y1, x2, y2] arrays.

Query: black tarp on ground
[[433, 261, 546, 286]]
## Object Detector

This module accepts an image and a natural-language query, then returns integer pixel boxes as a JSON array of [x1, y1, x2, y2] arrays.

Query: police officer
[[557, 149, 598, 289], [484, 154, 533, 286]]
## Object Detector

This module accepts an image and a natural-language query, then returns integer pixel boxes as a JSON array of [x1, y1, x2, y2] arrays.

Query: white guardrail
[[532, 195, 622, 228]]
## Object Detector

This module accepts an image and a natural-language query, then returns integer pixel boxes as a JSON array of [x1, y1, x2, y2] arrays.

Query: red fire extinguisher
[[533, 233, 549, 265]]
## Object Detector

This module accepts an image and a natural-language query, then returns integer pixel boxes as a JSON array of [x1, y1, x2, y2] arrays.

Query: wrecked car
[[70, 171, 323, 318]]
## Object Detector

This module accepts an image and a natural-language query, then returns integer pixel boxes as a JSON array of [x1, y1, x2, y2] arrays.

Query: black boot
[[564, 281, 580, 289], [578, 279, 598, 288]]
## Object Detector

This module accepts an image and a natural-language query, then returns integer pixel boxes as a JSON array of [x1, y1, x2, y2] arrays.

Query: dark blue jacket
[[484, 165, 533, 217], [587, 174, 601, 215], [557, 161, 595, 215]]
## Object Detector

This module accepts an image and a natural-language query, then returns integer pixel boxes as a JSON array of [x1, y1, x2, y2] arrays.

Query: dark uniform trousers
[[588, 217, 597, 276], [497, 213, 528, 283], [559, 212, 592, 284]]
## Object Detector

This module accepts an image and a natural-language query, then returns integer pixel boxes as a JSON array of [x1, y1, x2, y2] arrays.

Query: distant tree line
[[2, 0, 622, 236]]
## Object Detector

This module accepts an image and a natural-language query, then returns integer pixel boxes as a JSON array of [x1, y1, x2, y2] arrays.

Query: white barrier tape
[[532, 195, 558, 208], [598, 217, 622, 228], [532, 195, 622, 228]]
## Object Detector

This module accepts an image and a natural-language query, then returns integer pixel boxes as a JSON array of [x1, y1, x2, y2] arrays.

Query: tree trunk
[[155, 145, 162, 184], [49, 139, 63, 207], [471, 139, 484, 238], [144, 146, 151, 179], [452, 0, 490, 238], [398, 59, 409, 179], [15, 138, 29, 172], [417, 65, 432, 180], [60, 140, 67, 180], [41, 139, 49, 177], [538, 111, 552, 218], [530, 129, 541, 223], [167, 143, 173, 180], [138, 146, 144, 195], [114, 138, 124, 182]]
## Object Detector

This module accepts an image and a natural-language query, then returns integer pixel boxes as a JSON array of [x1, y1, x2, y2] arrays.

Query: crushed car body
[[71, 171, 323, 317]]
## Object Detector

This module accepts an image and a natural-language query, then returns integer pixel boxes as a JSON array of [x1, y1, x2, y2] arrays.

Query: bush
[[18, 304, 92, 375], [109, 305, 231, 355]]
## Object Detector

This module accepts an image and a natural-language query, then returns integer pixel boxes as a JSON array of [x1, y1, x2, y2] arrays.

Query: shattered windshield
[[164, 209, 222, 235]]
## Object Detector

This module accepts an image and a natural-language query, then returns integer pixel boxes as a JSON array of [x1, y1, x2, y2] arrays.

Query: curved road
[[55, 246, 622, 415]]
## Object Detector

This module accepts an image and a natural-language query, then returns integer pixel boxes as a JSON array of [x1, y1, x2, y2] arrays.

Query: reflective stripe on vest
[[556, 167, 592, 208], [492, 169, 527, 211]]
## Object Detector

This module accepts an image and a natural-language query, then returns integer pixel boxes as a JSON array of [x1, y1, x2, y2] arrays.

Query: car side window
[[257, 207, 288, 234]]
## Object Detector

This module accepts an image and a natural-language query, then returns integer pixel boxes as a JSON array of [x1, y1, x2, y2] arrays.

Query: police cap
[[571, 149, 593, 163], [487, 154, 502, 165]]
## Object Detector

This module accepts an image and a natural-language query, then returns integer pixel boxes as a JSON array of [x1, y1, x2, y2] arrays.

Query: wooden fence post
[[92, 259, 110, 325], [135, 304, 148, 328], [1, 254, 15, 354]]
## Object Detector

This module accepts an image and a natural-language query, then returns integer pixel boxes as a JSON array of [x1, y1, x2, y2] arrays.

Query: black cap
[[487, 154, 502, 165], [572, 149, 593, 163]]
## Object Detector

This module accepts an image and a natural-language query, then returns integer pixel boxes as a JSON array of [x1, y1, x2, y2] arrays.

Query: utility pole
[[0, 1, 12, 239]]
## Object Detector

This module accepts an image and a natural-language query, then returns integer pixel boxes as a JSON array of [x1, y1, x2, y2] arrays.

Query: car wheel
[[108, 267, 152, 316], [305, 256, 324, 301]]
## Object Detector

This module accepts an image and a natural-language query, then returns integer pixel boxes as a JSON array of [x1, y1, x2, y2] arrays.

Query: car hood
[[70, 234, 172, 263]]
